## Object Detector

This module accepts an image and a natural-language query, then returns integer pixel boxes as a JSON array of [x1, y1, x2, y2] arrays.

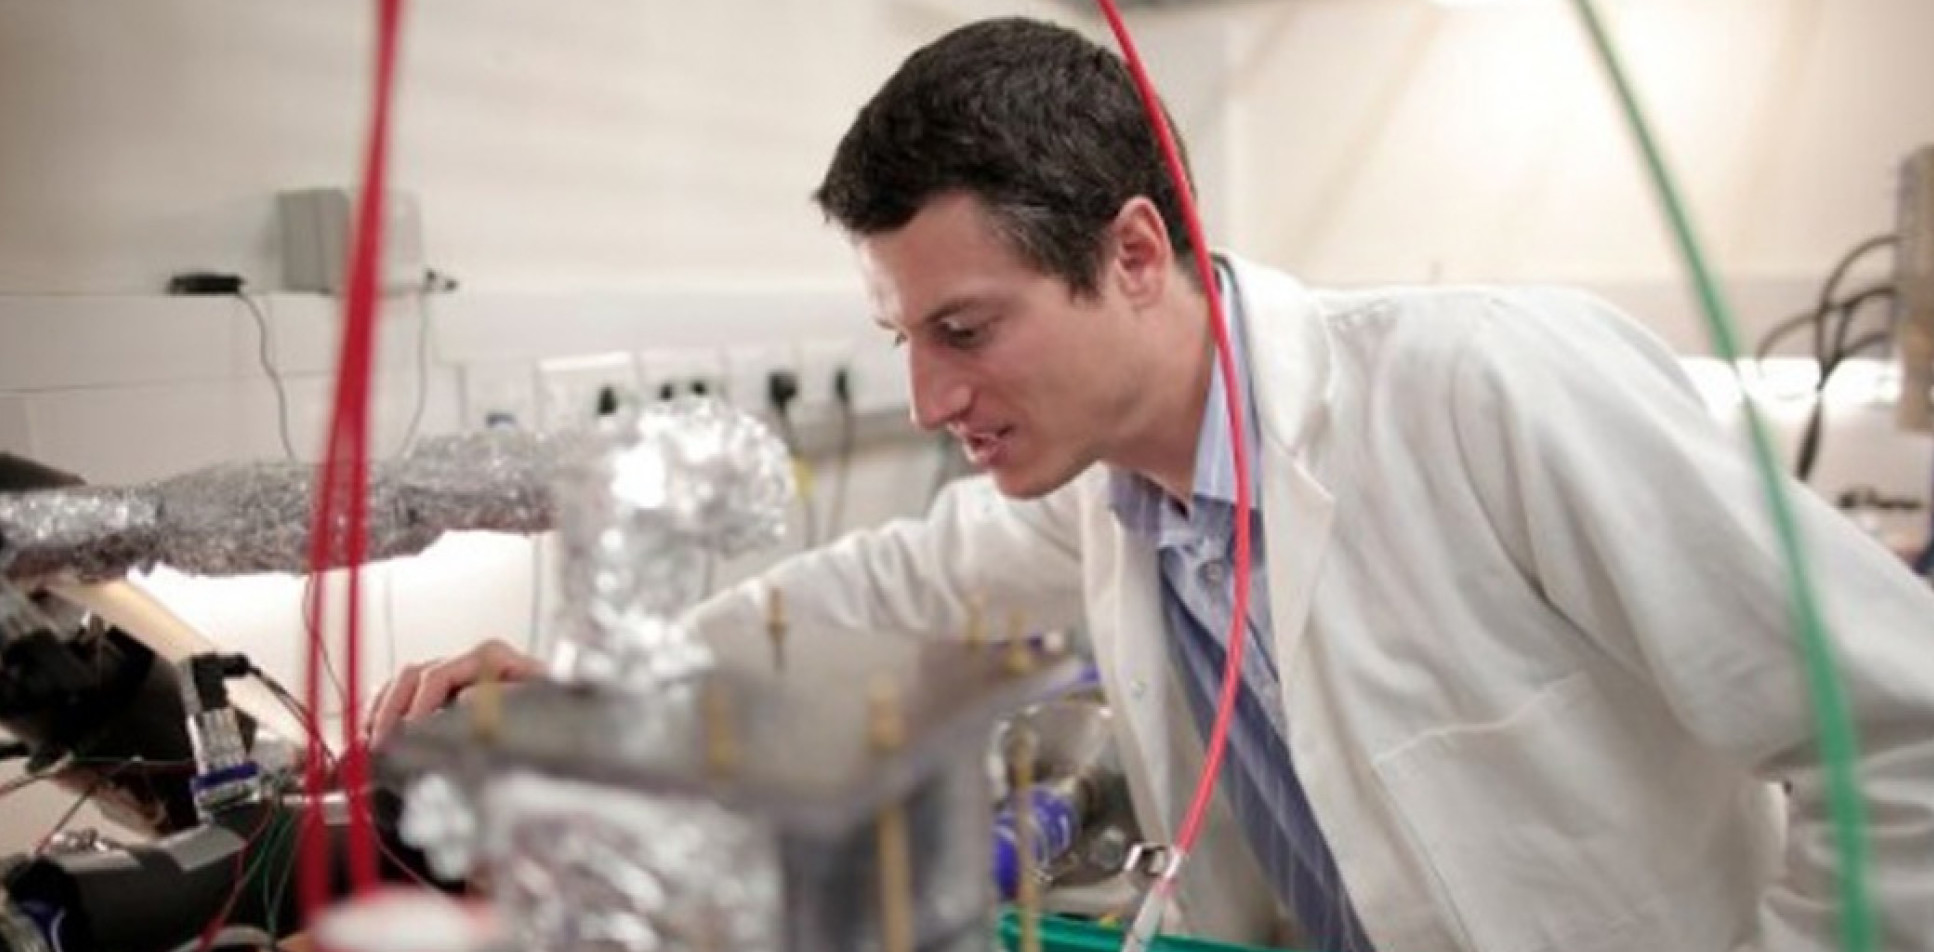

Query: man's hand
[[367, 638, 545, 746]]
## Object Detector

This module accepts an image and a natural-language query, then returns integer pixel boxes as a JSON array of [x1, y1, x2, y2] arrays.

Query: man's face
[[858, 192, 1147, 499]]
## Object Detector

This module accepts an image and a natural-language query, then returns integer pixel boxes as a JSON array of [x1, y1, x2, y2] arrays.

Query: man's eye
[[939, 320, 985, 349]]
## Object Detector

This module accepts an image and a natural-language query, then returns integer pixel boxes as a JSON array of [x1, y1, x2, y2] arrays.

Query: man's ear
[[1107, 196, 1174, 307]]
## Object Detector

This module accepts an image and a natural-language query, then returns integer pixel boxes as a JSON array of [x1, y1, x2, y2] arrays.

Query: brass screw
[[964, 594, 987, 650], [702, 679, 740, 777], [870, 674, 914, 952], [469, 665, 503, 744], [1011, 726, 1043, 952], [1003, 611, 1034, 675], [868, 675, 906, 753]]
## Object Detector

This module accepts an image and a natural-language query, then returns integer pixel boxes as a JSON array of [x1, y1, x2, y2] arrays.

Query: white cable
[[396, 287, 436, 456], [236, 293, 299, 462], [1121, 852, 1186, 952], [525, 536, 544, 655]]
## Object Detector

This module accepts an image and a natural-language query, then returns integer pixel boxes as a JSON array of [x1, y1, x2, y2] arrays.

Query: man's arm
[[1450, 289, 1934, 949], [370, 472, 1091, 742], [683, 470, 1089, 642]]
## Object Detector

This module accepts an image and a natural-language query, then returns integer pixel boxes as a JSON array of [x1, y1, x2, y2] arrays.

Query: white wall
[[1205, 0, 1934, 292], [0, 0, 864, 292], [1, 0, 1930, 849], [0, 0, 1069, 851]]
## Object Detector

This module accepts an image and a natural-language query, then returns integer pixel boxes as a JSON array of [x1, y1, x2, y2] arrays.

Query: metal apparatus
[[374, 398, 1079, 952], [1, 400, 1105, 951], [385, 627, 1077, 952]]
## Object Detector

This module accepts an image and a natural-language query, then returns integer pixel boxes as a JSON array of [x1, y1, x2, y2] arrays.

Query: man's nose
[[908, 349, 970, 431]]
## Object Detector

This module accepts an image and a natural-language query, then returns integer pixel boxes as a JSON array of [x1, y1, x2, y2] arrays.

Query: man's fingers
[[474, 639, 543, 680], [404, 656, 479, 723], [366, 640, 544, 747], [369, 663, 424, 746]]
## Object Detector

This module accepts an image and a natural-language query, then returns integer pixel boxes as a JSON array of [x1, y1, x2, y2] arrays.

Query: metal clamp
[[1121, 841, 1175, 881]]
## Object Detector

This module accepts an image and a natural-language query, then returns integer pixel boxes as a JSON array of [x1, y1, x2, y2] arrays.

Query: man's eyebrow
[[884, 297, 984, 333]]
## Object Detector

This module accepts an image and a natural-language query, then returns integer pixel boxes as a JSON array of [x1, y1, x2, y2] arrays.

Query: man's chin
[[988, 459, 1083, 500]]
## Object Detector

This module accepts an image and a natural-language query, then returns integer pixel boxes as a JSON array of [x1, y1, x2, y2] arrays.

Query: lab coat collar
[[1220, 254, 1333, 455], [1224, 254, 1338, 692], [1109, 254, 1339, 841]]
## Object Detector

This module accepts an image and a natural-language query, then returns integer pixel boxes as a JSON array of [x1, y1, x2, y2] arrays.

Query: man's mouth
[[958, 426, 1014, 467]]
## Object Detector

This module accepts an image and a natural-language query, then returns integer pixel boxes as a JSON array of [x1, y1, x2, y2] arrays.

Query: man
[[372, 17, 1934, 951]]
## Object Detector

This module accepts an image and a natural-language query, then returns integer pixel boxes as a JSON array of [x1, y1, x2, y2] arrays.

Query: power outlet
[[537, 352, 641, 431], [797, 339, 855, 419], [637, 348, 729, 404], [724, 345, 802, 418]]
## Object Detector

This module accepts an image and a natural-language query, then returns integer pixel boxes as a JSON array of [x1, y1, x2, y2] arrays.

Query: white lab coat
[[686, 257, 1934, 951]]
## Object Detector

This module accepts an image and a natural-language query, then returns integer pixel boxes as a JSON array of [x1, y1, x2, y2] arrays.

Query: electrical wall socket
[[460, 361, 539, 431], [537, 352, 640, 431], [797, 339, 855, 416], [637, 348, 728, 403], [724, 345, 799, 417]]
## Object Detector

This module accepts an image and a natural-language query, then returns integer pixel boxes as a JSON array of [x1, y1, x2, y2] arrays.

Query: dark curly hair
[[813, 17, 1198, 296]]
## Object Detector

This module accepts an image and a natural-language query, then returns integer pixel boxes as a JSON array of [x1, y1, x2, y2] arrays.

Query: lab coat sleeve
[[680, 472, 1089, 643], [1448, 289, 1934, 951]]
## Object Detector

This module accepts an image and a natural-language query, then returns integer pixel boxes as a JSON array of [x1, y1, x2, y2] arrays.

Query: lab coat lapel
[[1226, 256, 1337, 678], [1261, 462, 1335, 677], [1104, 537, 1191, 845]]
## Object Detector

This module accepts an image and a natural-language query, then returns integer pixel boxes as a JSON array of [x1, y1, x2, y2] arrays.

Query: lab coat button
[[1201, 561, 1228, 584], [1129, 679, 1147, 698]]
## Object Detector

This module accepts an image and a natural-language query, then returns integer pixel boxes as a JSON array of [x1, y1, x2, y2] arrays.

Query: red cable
[[1094, 0, 1255, 935], [300, 0, 406, 921]]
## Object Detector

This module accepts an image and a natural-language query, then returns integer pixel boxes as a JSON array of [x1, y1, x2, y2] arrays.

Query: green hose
[[1567, 2, 1874, 949]]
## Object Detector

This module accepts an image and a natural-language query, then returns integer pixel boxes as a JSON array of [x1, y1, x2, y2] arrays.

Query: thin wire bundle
[[1750, 234, 1900, 482]]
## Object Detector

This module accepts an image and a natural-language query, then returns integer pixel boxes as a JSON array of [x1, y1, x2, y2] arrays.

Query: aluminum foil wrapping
[[551, 398, 792, 689], [0, 487, 157, 580], [0, 431, 571, 582], [394, 430, 577, 537], [486, 773, 782, 952], [400, 772, 482, 882], [149, 460, 433, 577]]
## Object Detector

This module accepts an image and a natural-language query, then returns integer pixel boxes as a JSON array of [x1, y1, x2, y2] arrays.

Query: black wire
[[1754, 282, 1896, 363], [250, 664, 321, 740], [1808, 234, 1899, 361], [237, 293, 300, 461], [34, 766, 120, 853], [1793, 286, 1899, 482], [1747, 232, 1899, 483]]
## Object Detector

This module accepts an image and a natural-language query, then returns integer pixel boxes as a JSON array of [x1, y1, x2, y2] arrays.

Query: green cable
[[1567, 2, 1874, 949]]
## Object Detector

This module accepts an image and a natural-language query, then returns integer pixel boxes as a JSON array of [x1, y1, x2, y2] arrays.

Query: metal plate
[[380, 626, 1080, 838]]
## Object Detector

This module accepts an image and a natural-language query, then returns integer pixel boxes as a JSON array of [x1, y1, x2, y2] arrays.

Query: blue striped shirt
[[1107, 266, 1374, 951]]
